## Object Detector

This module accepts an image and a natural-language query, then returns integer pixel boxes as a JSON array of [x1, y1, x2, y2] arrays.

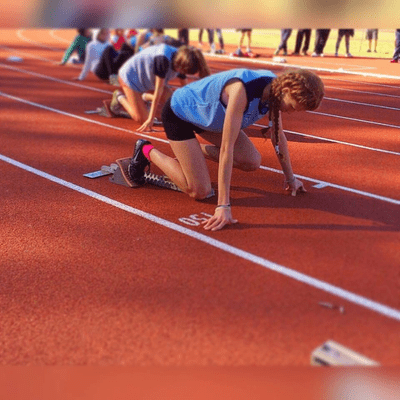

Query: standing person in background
[[232, 29, 253, 57], [366, 29, 378, 53], [178, 29, 189, 45], [292, 29, 311, 56], [59, 28, 92, 65], [390, 29, 400, 63], [75, 28, 110, 81], [335, 29, 354, 57], [274, 29, 292, 56], [214, 29, 225, 54], [312, 29, 330, 57], [198, 29, 216, 53]]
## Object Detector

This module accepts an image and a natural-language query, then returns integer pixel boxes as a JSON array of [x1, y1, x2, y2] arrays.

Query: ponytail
[[265, 69, 324, 159]]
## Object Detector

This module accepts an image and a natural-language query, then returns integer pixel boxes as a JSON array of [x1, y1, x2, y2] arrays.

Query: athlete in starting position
[[110, 43, 210, 132], [127, 68, 324, 231]]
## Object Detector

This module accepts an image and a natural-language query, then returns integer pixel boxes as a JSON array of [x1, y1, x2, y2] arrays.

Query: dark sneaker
[[110, 89, 123, 115], [128, 139, 151, 185]]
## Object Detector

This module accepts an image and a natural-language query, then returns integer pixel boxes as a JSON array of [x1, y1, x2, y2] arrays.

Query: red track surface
[[1, 30, 399, 374]]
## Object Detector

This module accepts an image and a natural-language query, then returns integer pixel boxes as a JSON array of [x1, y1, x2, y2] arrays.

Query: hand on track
[[203, 207, 238, 231], [285, 177, 307, 196]]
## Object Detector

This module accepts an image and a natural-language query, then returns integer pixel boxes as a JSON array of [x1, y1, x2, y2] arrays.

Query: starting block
[[84, 100, 130, 118], [311, 340, 380, 366], [84, 158, 182, 192]]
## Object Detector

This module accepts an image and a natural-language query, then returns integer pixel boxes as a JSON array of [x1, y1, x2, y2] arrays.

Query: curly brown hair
[[172, 45, 211, 78], [267, 69, 324, 159]]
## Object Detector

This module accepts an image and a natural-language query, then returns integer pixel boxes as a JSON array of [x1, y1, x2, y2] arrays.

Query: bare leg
[[199, 130, 261, 171], [246, 31, 252, 50], [117, 77, 148, 123], [148, 138, 212, 199]]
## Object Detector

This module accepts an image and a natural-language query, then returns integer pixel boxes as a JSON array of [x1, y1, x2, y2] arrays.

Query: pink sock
[[142, 144, 154, 160]]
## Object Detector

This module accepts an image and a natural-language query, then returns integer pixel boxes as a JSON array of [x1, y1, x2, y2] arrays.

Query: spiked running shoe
[[128, 139, 151, 185]]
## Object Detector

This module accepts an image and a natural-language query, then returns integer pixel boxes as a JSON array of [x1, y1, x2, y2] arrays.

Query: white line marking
[[323, 77, 400, 91], [0, 90, 168, 144], [0, 63, 111, 94], [0, 45, 56, 63], [16, 29, 62, 52], [259, 165, 400, 205], [324, 96, 400, 111], [313, 182, 330, 189], [205, 53, 400, 80], [49, 29, 72, 44], [324, 85, 400, 99], [1, 153, 399, 322], [309, 110, 400, 130], [253, 124, 400, 157], [1, 90, 399, 205]]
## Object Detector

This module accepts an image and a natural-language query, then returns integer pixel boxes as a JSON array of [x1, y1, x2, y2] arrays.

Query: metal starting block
[[84, 157, 182, 192], [311, 340, 380, 366], [84, 100, 130, 118]]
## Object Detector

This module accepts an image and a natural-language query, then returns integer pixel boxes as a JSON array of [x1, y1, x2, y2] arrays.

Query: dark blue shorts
[[161, 97, 204, 141]]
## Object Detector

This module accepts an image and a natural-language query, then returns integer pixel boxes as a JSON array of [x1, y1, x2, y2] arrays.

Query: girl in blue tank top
[[127, 68, 324, 231]]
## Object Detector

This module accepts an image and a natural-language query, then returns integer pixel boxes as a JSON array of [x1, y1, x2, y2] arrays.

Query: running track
[[1, 29, 399, 368]]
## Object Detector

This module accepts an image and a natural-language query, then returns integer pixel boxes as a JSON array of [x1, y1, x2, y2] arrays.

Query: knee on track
[[186, 183, 212, 200]]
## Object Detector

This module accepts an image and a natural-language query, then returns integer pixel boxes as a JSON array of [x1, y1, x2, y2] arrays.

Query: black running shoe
[[128, 139, 151, 185]]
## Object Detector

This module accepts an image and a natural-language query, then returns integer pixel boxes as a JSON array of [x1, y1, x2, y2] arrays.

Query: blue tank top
[[119, 43, 179, 92], [171, 68, 276, 132]]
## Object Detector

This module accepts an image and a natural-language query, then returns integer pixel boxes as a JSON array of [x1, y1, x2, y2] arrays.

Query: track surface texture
[[1, 29, 399, 367]]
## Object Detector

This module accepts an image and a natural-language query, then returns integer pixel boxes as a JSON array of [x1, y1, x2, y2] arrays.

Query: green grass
[[165, 29, 396, 58]]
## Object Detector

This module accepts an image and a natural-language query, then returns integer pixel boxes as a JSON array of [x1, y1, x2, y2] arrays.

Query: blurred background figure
[[274, 28, 292, 56], [390, 29, 400, 63], [94, 29, 138, 83], [366, 29, 378, 53], [292, 29, 311, 56], [76, 28, 110, 81], [111, 28, 126, 51], [59, 28, 92, 65], [232, 28, 253, 57], [312, 29, 330, 57], [178, 28, 189, 45], [335, 29, 355, 57]]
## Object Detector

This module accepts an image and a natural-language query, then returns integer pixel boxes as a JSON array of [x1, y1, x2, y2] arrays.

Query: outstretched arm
[[137, 75, 165, 132], [203, 81, 246, 231]]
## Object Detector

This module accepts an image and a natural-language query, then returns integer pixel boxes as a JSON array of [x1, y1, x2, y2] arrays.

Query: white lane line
[[1, 90, 399, 205], [0, 45, 57, 63], [16, 29, 63, 52], [259, 165, 400, 205], [323, 77, 400, 91], [309, 110, 400, 129], [0, 63, 110, 94], [0, 91, 168, 144], [324, 85, 400, 99], [205, 52, 400, 80], [253, 124, 400, 157], [49, 29, 72, 44], [1, 153, 399, 322], [324, 96, 400, 111]]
